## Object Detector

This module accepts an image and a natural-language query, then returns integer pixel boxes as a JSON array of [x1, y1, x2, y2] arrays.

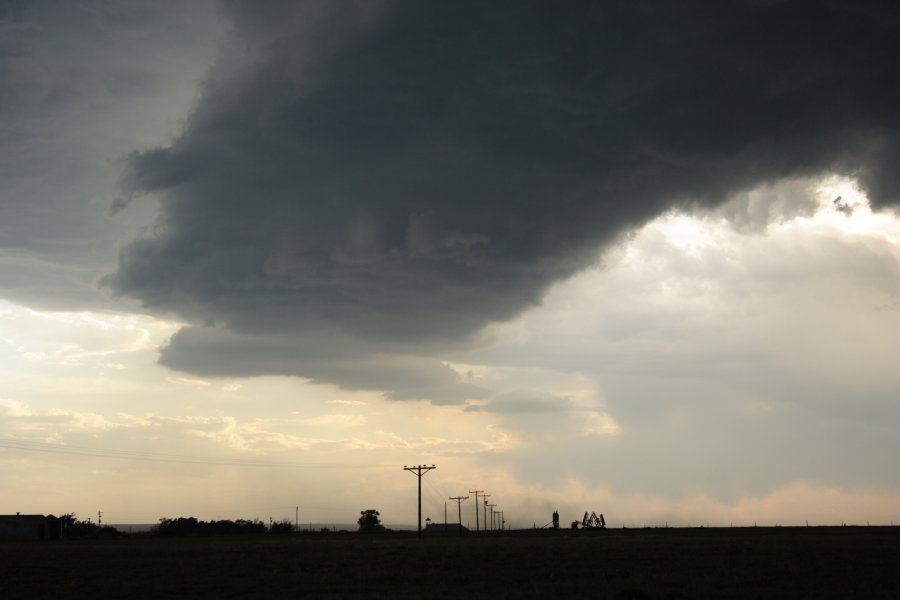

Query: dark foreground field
[[2, 527, 898, 599]]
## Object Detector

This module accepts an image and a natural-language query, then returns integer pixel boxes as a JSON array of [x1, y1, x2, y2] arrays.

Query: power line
[[403, 464, 435, 539], [449, 496, 468, 537], [469, 490, 483, 531], [422, 473, 452, 517]]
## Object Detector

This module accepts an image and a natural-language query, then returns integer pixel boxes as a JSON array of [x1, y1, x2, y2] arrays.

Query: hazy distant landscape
[[3, 527, 897, 599]]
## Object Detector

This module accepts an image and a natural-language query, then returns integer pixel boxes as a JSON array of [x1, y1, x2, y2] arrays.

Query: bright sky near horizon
[[1, 1, 899, 529]]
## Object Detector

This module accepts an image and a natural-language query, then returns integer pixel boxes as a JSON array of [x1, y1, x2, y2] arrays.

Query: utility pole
[[486, 503, 497, 531], [449, 496, 468, 537], [469, 490, 483, 531], [482, 495, 491, 532], [295, 506, 299, 532], [403, 464, 436, 539]]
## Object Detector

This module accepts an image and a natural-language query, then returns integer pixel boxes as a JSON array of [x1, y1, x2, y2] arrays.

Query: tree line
[[55, 509, 385, 538]]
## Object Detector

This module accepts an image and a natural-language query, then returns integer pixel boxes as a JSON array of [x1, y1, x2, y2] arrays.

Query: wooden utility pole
[[469, 490, 483, 531], [486, 503, 497, 531], [403, 464, 436, 539], [449, 496, 468, 537], [482, 495, 491, 532]]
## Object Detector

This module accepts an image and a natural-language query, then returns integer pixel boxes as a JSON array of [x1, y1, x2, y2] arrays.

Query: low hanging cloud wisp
[[105, 1, 900, 397]]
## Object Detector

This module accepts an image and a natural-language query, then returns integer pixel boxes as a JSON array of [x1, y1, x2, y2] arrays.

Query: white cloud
[[459, 176, 900, 500], [166, 376, 211, 387], [0, 299, 181, 367]]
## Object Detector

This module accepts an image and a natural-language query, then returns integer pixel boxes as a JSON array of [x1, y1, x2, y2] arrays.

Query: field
[[2, 527, 898, 599]]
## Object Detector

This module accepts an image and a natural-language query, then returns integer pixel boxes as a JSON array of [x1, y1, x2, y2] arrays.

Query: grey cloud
[[158, 325, 489, 405], [106, 1, 900, 393], [711, 179, 821, 234]]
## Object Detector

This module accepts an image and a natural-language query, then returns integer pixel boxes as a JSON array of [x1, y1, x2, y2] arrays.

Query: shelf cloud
[[105, 1, 900, 395]]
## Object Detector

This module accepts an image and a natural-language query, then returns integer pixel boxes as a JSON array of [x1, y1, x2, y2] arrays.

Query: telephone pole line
[[449, 496, 468, 537], [468, 490, 483, 531], [403, 464, 436, 539], [486, 503, 497, 531], [482, 494, 491, 532]]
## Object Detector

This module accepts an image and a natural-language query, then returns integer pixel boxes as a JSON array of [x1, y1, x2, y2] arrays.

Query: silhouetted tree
[[154, 517, 266, 537], [59, 513, 77, 534], [57, 513, 122, 539], [269, 519, 294, 534], [156, 517, 199, 537], [358, 509, 385, 532]]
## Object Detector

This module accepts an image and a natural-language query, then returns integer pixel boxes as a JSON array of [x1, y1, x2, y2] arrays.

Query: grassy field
[[2, 527, 897, 599]]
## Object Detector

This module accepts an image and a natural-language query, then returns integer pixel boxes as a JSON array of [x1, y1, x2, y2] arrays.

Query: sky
[[1, 0, 899, 529]]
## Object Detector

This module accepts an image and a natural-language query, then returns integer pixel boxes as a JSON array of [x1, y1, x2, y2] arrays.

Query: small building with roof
[[0, 514, 60, 540]]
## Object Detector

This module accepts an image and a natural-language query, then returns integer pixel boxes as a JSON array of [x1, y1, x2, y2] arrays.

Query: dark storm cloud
[[157, 325, 488, 404], [106, 1, 900, 390]]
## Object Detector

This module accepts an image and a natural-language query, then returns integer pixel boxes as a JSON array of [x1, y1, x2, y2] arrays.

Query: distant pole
[[296, 506, 299, 532], [403, 464, 436, 539], [449, 496, 468, 537], [469, 490, 483, 531], [444, 502, 447, 531], [486, 503, 497, 531], [482, 495, 491, 532]]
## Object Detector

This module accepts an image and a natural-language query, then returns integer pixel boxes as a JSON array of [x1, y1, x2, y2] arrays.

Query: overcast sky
[[2, 0, 899, 528]]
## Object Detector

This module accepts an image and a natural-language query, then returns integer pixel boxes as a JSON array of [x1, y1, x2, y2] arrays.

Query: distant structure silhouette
[[0, 514, 60, 540], [571, 511, 606, 529]]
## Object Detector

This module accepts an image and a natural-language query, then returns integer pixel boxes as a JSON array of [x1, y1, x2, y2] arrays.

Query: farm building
[[0, 514, 60, 540], [423, 521, 469, 533]]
